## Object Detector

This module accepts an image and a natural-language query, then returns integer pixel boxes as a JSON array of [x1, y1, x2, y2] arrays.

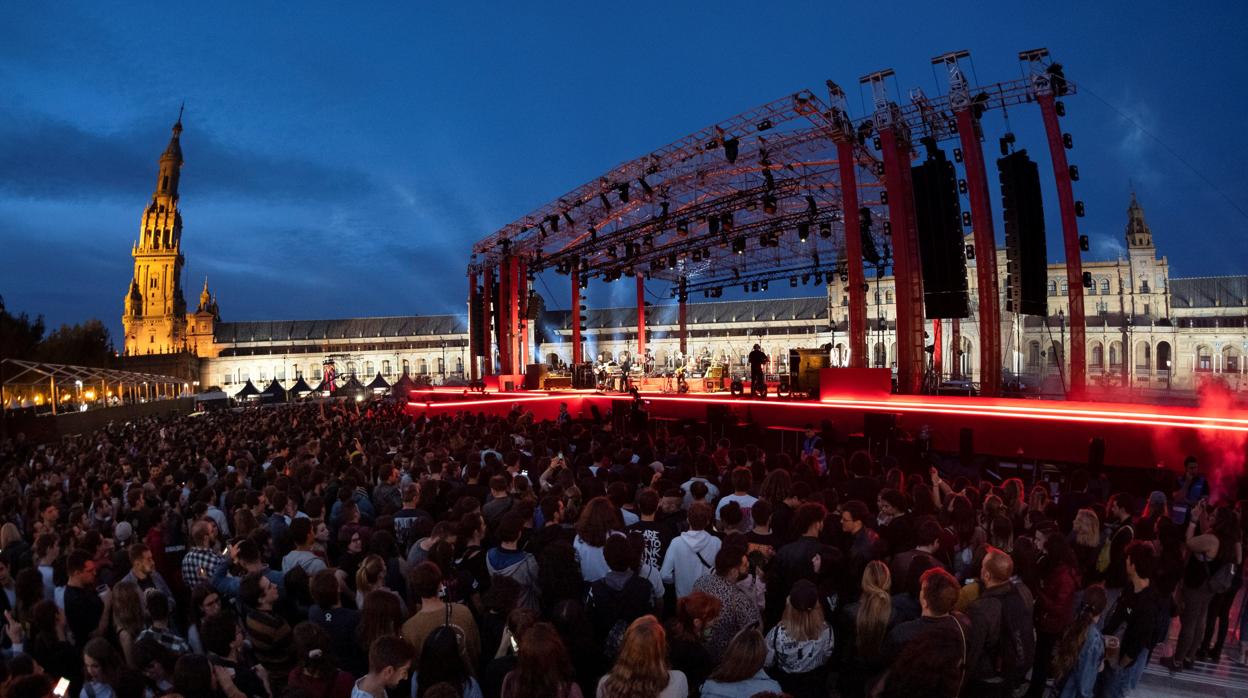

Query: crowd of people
[[0, 395, 1244, 698]]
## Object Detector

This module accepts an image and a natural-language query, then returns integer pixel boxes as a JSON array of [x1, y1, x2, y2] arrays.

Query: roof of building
[[1169, 276, 1248, 308], [214, 315, 467, 343]]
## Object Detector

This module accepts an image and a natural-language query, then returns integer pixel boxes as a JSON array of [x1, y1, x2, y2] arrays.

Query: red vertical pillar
[[496, 260, 512, 375], [955, 108, 1003, 395], [508, 257, 521, 375], [517, 259, 529, 370], [932, 318, 942, 384], [1037, 92, 1085, 398], [678, 278, 688, 356], [481, 270, 494, 376], [835, 141, 868, 368], [468, 271, 480, 380], [571, 267, 582, 366], [879, 127, 925, 394], [636, 275, 647, 359]]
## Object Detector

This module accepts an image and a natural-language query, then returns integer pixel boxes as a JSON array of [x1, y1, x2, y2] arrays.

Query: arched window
[[1196, 345, 1212, 373], [437, 357, 446, 375], [1223, 345, 1240, 373], [1048, 342, 1061, 366], [1109, 341, 1122, 368], [364, 361, 374, 376], [885, 290, 893, 304], [402, 359, 410, 375], [456, 357, 464, 375], [382, 360, 391, 376], [1091, 342, 1104, 368], [417, 358, 429, 375], [1157, 341, 1172, 373], [1028, 341, 1041, 368], [1100, 278, 1110, 294], [1047, 280, 1057, 296], [1135, 343, 1150, 370], [873, 342, 886, 368], [346, 361, 356, 377]]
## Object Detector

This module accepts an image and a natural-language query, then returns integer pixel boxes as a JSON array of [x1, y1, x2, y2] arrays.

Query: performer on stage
[[748, 343, 768, 397]]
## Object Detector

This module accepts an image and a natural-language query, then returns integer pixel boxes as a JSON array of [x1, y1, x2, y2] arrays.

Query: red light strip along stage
[[410, 390, 1248, 432], [406, 389, 1248, 470]]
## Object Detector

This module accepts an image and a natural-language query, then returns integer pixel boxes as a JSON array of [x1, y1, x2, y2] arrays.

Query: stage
[[405, 385, 1248, 472]]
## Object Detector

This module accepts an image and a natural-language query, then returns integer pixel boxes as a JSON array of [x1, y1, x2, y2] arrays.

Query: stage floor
[[405, 387, 1248, 471]]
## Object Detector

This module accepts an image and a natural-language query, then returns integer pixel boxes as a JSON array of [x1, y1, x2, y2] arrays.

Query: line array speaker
[[999, 150, 1049, 317], [912, 148, 970, 318]]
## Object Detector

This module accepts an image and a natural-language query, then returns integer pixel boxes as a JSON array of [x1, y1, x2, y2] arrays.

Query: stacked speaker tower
[[999, 151, 1049, 317], [912, 141, 970, 319]]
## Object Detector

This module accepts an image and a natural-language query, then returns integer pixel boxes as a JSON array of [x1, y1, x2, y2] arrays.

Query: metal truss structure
[[469, 48, 1086, 397], [1, 358, 187, 414]]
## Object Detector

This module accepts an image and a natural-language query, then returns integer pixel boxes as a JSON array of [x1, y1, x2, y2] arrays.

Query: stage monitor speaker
[[912, 149, 969, 318], [999, 150, 1048, 317], [523, 363, 548, 390], [788, 348, 831, 395], [571, 363, 596, 389]]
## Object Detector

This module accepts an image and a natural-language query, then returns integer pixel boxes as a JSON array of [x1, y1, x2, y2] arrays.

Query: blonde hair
[[601, 616, 669, 698], [112, 581, 145, 635], [0, 523, 22, 549], [1073, 509, 1101, 547], [780, 600, 827, 643], [354, 554, 386, 595], [855, 560, 892, 658]]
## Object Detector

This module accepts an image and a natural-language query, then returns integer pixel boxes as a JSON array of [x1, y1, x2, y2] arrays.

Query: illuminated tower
[[122, 112, 189, 355]]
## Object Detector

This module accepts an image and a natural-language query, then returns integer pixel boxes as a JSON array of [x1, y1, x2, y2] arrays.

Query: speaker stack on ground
[[911, 142, 970, 319], [999, 151, 1049, 317]]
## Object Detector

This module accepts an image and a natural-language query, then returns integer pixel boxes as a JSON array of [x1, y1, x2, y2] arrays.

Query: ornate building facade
[[828, 196, 1248, 393]]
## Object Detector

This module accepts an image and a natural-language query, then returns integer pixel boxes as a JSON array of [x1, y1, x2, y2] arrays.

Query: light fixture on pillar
[[733, 237, 746, 255], [618, 183, 631, 203], [789, 276, 798, 288], [762, 194, 777, 214], [797, 222, 810, 242], [819, 222, 832, 239], [751, 281, 759, 292], [677, 219, 689, 236], [723, 136, 739, 163]]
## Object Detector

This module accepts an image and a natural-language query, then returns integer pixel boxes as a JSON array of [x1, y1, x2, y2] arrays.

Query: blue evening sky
[[1, 1, 1245, 340]]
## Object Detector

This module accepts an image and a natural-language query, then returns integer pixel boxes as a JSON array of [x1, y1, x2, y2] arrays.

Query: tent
[[194, 390, 230, 411], [288, 377, 314, 397], [233, 380, 261, 400], [308, 379, 331, 396], [338, 375, 367, 400], [366, 373, 391, 394], [259, 379, 288, 404], [391, 373, 417, 399]]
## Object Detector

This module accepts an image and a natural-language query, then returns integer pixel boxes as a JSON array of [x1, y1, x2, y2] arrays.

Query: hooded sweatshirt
[[486, 547, 540, 610], [660, 530, 722, 598]]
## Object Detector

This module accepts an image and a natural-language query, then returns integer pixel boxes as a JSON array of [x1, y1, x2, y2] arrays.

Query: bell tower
[[122, 110, 190, 355]]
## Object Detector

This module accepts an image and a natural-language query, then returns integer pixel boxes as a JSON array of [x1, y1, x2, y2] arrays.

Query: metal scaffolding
[[0, 358, 187, 415]]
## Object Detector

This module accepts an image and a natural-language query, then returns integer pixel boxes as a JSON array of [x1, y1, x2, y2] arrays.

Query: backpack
[[587, 574, 652, 659], [437, 601, 471, 660], [1095, 523, 1132, 574], [993, 581, 1036, 685]]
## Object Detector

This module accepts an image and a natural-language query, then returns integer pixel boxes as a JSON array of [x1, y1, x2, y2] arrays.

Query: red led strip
[[408, 390, 1248, 433]]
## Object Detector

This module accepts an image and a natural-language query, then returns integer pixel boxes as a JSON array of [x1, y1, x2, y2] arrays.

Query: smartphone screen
[[54, 678, 70, 697]]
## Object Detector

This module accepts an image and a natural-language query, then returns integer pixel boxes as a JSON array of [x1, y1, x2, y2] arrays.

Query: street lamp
[[1166, 359, 1172, 391]]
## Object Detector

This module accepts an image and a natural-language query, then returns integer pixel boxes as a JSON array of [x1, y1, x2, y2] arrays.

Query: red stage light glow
[[408, 390, 1248, 434]]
